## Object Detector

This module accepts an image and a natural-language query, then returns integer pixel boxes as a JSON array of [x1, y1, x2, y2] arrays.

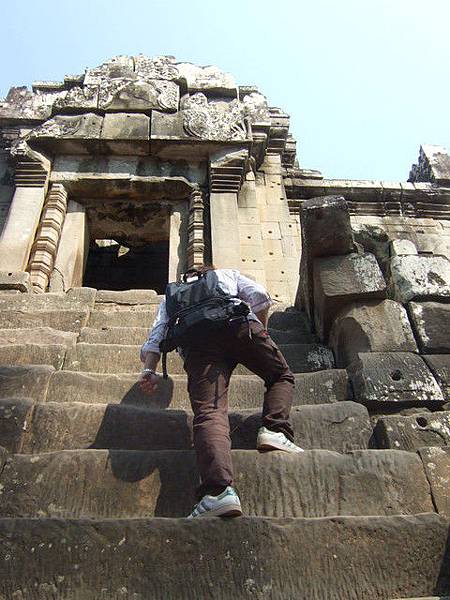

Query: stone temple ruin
[[0, 55, 449, 598]]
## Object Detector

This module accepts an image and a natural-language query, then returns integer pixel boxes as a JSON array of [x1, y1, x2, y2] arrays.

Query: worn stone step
[[43, 368, 349, 408], [64, 342, 335, 374], [0, 514, 448, 600], [79, 325, 317, 346], [87, 309, 158, 328], [0, 344, 68, 370], [0, 399, 372, 454], [0, 309, 89, 332], [0, 287, 96, 312], [94, 289, 162, 306], [0, 448, 433, 519]]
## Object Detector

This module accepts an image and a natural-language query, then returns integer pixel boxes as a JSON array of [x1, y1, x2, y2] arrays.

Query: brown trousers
[[183, 320, 295, 500]]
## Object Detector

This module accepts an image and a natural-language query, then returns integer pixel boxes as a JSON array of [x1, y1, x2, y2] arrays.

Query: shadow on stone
[[434, 523, 450, 596]]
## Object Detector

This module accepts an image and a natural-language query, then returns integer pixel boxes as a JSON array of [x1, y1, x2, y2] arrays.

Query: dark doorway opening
[[83, 240, 169, 293]]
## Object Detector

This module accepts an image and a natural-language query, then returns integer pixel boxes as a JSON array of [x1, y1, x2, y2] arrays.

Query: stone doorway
[[83, 239, 169, 293], [82, 200, 173, 293]]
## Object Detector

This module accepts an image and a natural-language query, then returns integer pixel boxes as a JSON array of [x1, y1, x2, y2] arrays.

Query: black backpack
[[159, 270, 250, 377]]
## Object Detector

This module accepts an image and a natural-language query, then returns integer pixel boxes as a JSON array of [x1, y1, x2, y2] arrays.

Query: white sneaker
[[257, 426, 304, 454], [187, 486, 242, 519]]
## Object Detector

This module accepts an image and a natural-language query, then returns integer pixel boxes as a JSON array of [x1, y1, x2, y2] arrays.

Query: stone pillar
[[168, 200, 188, 281], [28, 183, 68, 293], [187, 189, 205, 269], [49, 200, 89, 292], [0, 157, 48, 272], [210, 192, 240, 268]]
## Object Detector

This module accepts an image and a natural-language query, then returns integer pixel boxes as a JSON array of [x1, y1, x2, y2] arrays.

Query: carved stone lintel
[[187, 190, 205, 268], [28, 183, 68, 293]]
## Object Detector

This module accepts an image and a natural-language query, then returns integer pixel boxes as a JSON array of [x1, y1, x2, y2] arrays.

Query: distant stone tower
[[0, 57, 449, 599]]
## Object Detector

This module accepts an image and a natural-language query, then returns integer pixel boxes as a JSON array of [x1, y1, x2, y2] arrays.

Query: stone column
[[28, 183, 68, 293], [0, 156, 48, 272], [168, 200, 188, 281], [49, 200, 89, 292], [210, 191, 241, 268], [187, 189, 205, 269]]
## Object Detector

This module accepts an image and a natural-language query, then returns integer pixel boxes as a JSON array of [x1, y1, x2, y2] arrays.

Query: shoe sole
[[257, 439, 304, 454], [192, 503, 243, 518]]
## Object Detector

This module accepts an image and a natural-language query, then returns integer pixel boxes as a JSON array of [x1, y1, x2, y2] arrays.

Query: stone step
[[0, 448, 433, 519], [43, 368, 349, 409], [268, 308, 312, 331], [64, 342, 335, 374], [0, 287, 95, 311], [94, 289, 162, 306], [87, 309, 158, 328], [0, 514, 448, 599], [0, 309, 89, 332], [79, 325, 317, 345], [374, 411, 450, 451], [0, 399, 372, 454]]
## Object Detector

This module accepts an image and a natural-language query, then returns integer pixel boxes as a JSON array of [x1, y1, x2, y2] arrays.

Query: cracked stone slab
[[390, 255, 450, 303], [418, 446, 450, 519], [408, 302, 450, 354], [423, 355, 450, 400], [374, 411, 450, 451], [0, 514, 448, 599], [348, 352, 444, 406]]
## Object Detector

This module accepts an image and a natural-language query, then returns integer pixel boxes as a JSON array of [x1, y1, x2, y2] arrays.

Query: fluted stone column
[[0, 157, 48, 272], [187, 189, 205, 269], [28, 183, 68, 293]]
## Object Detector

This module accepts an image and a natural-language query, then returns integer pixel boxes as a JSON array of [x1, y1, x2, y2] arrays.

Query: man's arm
[[255, 307, 269, 329]]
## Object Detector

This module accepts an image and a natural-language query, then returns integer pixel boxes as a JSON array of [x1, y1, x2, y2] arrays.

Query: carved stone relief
[[98, 78, 179, 112], [53, 86, 99, 112], [182, 94, 247, 141], [28, 114, 103, 139], [134, 55, 179, 81]]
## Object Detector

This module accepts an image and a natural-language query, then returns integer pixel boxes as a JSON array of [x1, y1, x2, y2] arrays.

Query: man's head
[[183, 264, 216, 282]]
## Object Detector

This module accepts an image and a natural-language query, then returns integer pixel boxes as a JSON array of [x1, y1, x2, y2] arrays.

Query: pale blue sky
[[2, 0, 449, 180]]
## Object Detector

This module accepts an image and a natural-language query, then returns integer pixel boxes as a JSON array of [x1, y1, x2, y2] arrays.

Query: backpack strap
[[162, 350, 168, 379]]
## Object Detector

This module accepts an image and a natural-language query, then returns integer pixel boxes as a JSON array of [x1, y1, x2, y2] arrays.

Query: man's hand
[[139, 371, 161, 395], [140, 351, 161, 395]]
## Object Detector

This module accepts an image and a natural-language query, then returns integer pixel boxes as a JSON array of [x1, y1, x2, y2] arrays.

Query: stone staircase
[[0, 288, 449, 599]]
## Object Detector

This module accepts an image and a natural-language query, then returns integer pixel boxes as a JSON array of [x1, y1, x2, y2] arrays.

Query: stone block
[[151, 110, 190, 139], [389, 239, 418, 257], [0, 271, 30, 292], [9, 399, 370, 454], [0, 448, 432, 520], [87, 308, 157, 328], [313, 253, 386, 341], [0, 514, 448, 599], [0, 344, 68, 370], [408, 302, 450, 353], [298, 195, 355, 320], [0, 288, 96, 312], [95, 289, 160, 305], [374, 412, 450, 451], [418, 447, 450, 518], [0, 398, 34, 453], [348, 352, 444, 406], [330, 300, 418, 367], [0, 309, 89, 333], [0, 365, 55, 401], [423, 355, 450, 400], [389, 255, 450, 302], [0, 327, 77, 348], [101, 112, 150, 140], [46, 369, 347, 408]]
